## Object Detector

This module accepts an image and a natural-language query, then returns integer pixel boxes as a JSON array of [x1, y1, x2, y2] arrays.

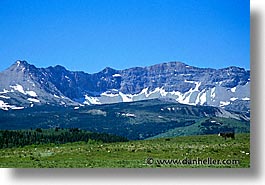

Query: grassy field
[[0, 133, 250, 168]]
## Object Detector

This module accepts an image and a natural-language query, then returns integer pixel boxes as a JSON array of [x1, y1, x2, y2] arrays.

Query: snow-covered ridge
[[80, 82, 250, 109]]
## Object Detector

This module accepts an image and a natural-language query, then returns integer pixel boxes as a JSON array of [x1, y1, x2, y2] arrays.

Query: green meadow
[[0, 133, 250, 168]]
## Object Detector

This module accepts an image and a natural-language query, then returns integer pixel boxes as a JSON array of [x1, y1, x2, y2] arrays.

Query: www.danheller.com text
[[145, 157, 240, 166]]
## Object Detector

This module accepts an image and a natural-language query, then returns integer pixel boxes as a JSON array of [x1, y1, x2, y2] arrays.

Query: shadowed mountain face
[[0, 60, 250, 112], [0, 99, 250, 140]]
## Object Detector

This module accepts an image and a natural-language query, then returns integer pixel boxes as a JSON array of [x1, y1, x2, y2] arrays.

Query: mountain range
[[0, 60, 250, 113]]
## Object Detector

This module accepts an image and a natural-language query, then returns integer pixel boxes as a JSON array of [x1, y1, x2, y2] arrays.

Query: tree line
[[0, 128, 128, 149]]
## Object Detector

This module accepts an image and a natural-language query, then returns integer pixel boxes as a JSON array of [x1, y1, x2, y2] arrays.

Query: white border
[[1, 0, 264, 184]]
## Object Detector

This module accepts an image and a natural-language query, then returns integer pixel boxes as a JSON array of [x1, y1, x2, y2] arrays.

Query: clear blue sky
[[0, 0, 250, 73]]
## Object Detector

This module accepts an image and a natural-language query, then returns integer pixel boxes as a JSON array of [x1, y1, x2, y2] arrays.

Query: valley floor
[[0, 134, 250, 168]]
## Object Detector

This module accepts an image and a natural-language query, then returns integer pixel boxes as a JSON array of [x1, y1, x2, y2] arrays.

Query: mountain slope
[[0, 99, 250, 140], [0, 61, 77, 110], [0, 60, 250, 112]]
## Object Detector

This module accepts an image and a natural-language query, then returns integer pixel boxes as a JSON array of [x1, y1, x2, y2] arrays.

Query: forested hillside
[[0, 128, 128, 149]]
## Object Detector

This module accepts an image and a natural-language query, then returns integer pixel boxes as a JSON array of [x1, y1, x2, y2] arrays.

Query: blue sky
[[0, 0, 249, 73]]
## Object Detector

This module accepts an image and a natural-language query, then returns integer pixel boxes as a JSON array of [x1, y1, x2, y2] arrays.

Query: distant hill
[[0, 99, 250, 140]]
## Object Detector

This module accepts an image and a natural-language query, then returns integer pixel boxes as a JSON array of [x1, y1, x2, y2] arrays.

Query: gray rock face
[[0, 60, 250, 112], [119, 62, 249, 94]]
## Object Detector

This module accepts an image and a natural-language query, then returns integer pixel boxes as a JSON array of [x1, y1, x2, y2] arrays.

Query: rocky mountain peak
[[53, 65, 67, 71], [101, 67, 117, 74], [0, 60, 250, 112], [6, 60, 36, 74], [9, 60, 26, 68]]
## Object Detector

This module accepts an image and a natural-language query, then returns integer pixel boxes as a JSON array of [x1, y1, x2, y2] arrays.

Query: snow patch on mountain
[[0, 95, 10, 99], [11, 106, 24, 110], [84, 95, 101, 105], [16, 60, 21, 67], [119, 92, 132, 102], [199, 91, 207, 105], [230, 97, 238, 101], [242, 97, 250, 101], [10, 84, 25, 94], [10, 84, 38, 97], [27, 98, 40, 103], [26, 91, 37, 97], [121, 113, 136, 118], [0, 100, 9, 110], [231, 87, 237, 92], [101, 92, 118, 97], [112, 74, 121, 77], [220, 101, 231, 107], [0, 100, 24, 111], [0, 89, 10, 94], [210, 87, 216, 99], [54, 94, 60, 98]]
